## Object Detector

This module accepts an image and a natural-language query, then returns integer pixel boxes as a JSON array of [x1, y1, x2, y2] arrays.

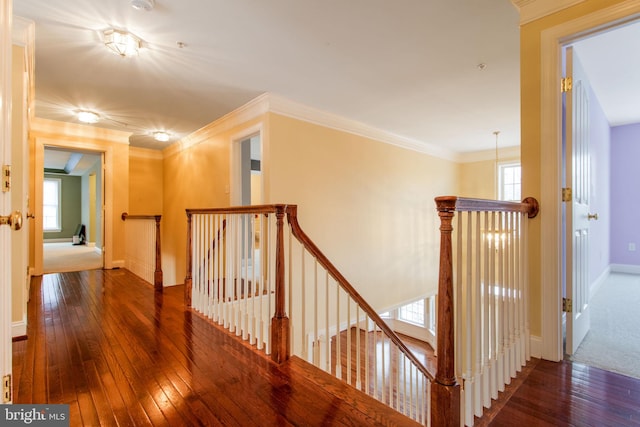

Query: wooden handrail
[[121, 212, 163, 292], [434, 196, 540, 218], [286, 205, 433, 380], [431, 195, 539, 427]]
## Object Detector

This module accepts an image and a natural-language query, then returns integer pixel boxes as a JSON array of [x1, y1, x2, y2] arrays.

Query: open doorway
[[560, 20, 640, 379], [232, 133, 262, 206], [42, 147, 104, 273]]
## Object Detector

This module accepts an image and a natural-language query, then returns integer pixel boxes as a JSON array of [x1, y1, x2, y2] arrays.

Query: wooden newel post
[[432, 197, 461, 427], [270, 205, 290, 364], [154, 215, 163, 292], [184, 211, 193, 307]]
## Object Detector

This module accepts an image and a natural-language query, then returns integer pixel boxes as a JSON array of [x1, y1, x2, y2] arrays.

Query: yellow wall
[[520, 0, 629, 338], [129, 147, 163, 214], [458, 150, 520, 199], [267, 113, 457, 310], [161, 116, 266, 286], [459, 159, 496, 199]]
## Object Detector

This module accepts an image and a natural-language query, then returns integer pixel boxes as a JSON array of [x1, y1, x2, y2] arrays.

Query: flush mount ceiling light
[[77, 110, 100, 124], [103, 28, 141, 57], [153, 131, 170, 142], [131, 0, 155, 11]]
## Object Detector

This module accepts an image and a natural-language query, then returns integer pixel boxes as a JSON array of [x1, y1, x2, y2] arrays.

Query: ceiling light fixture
[[131, 0, 155, 11], [77, 110, 100, 124], [153, 131, 170, 142], [103, 29, 141, 57]]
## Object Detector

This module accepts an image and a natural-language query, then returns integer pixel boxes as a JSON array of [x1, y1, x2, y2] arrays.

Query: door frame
[[539, 1, 640, 361], [34, 137, 113, 274], [230, 123, 263, 206], [1, 0, 13, 399]]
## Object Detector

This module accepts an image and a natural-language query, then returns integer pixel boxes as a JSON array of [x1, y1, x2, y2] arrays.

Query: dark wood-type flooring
[[12, 270, 418, 426], [12, 269, 640, 426]]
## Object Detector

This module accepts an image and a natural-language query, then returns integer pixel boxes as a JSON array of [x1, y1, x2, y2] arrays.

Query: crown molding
[[511, 0, 586, 25], [264, 94, 458, 161], [31, 117, 131, 145], [163, 93, 269, 158], [165, 92, 500, 163]]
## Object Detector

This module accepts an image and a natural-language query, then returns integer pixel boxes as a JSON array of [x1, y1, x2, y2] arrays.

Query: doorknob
[[587, 213, 599, 221], [0, 210, 22, 230]]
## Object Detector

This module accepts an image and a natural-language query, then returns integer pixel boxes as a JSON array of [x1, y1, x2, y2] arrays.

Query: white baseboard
[[530, 335, 542, 359], [88, 242, 96, 247], [44, 238, 72, 243], [610, 264, 640, 274], [94, 246, 103, 255], [12, 319, 27, 338], [590, 266, 611, 299]]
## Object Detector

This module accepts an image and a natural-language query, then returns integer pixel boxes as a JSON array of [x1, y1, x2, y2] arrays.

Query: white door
[[1, 0, 13, 403], [565, 47, 592, 355]]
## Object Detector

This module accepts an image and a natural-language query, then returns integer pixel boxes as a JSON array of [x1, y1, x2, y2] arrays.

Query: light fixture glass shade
[[77, 110, 100, 124], [153, 131, 170, 142], [103, 29, 141, 57]]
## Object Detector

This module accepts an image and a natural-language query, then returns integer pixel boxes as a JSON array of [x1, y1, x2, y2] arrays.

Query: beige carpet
[[570, 272, 640, 379], [43, 242, 103, 273]]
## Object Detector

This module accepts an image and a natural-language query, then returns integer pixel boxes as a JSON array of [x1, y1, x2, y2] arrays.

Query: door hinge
[[3, 374, 11, 403], [563, 298, 572, 313], [561, 77, 573, 93], [2, 165, 10, 193], [562, 188, 572, 202]]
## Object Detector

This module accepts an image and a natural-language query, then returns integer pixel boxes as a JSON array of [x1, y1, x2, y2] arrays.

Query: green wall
[[43, 173, 82, 240]]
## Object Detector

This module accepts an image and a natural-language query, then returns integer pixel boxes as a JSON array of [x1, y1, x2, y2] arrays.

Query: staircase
[[184, 197, 539, 426]]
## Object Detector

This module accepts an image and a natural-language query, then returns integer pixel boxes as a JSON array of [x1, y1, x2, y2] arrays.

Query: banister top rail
[[435, 196, 539, 218], [186, 204, 285, 216], [285, 205, 433, 381], [121, 212, 162, 221]]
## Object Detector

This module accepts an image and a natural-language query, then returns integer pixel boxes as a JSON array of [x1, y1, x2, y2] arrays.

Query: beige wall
[[520, 0, 628, 339], [459, 150, 520, 199], [161, 116, 265, 286], [129, 147, 163, 214], [267, 113, 457, 310]]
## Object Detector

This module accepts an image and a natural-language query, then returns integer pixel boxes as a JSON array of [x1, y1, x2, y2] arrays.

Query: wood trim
[[538, 0, 640, 362], [512, 0, 586, 25], [121, 213, 161, 221], [435, 196, 540, 218]]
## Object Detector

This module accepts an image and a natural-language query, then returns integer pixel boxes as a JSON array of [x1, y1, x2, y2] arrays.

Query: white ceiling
[[14, 0, 640, 166]]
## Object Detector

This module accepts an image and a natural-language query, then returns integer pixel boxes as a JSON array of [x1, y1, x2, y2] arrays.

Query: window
[[398, 300, 425, 326], [499, 163, 521, 201], [43, 178, 61, 231]]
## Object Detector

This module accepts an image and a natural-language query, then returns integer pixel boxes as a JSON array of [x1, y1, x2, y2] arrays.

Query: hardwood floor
[[12, 269, 418, 426], [479, 357, 640, 426], [12, 269, 640, 426]]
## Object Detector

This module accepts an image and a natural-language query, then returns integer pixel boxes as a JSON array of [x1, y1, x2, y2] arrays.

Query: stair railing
[[433, 196, 539, 427], [185, 205, 433, 425], [121, 213, 163, 291], [184, 198, 539, 427]]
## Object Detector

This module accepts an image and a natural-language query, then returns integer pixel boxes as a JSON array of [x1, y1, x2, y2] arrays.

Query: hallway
[[12, 269, 640, 426]]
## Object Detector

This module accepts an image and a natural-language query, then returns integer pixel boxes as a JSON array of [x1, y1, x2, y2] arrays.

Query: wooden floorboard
[[13, 269, 419, 426], [13, 268, 640, 426]]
